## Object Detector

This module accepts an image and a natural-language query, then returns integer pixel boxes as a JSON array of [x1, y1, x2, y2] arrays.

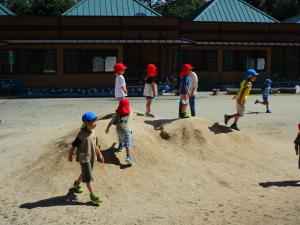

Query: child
[[143, 64, 158, 117], [255, 79, 272, 113], [106, 98, 133, 166], [178, 64, 192, 118], [294, 123, 300, 169], [68, 112, 104, 206], [224, 69, 259, 131], [188, 69, 199, 117], [114, 63, 128, 99]]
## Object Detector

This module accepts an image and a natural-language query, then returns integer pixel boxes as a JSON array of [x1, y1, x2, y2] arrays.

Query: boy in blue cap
[[224, 69, 258, 131], [255, 79, 272, 113], [68, 112, 104, 206]]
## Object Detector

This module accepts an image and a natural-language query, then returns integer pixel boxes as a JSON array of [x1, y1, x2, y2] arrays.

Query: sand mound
[[8, 111, 300, 225]]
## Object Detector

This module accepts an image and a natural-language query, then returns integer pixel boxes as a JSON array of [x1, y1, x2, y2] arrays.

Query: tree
[[158, 0, 206, 17], [4, 0, 77, 16]]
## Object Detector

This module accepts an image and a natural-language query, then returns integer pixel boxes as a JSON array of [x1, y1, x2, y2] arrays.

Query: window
[[64, 49, 117, 74], [223, 50, 267, 72], [0, 49, 56, 74], [171, 49, 217, 72]]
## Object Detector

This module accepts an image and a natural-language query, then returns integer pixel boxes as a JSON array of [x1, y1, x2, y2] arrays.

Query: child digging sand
[[255, 79, 272, 113], [224, 69, 259, 131], [106, 98, 133, 166], [68, 112, 104, 206]]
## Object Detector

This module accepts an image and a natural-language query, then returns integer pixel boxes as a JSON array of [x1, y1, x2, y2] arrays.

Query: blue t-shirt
[[180, 75, 190, 95], [263, 86, 271, 99]]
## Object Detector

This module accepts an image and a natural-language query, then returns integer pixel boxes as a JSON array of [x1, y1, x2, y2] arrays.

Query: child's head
[[82, 112, 98, 130], [116, 98, 130, 115], [179, 64, 193, 77], [265, 79, 272, 86], [114, 63, 127, 75], [246, 69, 259, 82], [146, 64, 157, 78]]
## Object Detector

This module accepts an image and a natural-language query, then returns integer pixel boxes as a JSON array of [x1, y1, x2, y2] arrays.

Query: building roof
[[283, 13, 300, 23], [62, 0, 161, 17], [0, 3, 15, 16], [186, 0, 278, 23]]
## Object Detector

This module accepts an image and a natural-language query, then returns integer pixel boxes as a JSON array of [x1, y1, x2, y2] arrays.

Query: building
[[0, 0, 299, 97]]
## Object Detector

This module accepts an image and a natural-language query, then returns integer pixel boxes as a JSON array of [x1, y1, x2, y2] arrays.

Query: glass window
[[0, 49, 56, 74], [171, 49, 217, 72], [64, 49, 117, 74], [224, 50, 267, 71]]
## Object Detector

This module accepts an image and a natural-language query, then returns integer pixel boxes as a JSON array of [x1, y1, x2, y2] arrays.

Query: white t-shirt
[[115, 75, 127, 98], [189, 71, 199, 96]]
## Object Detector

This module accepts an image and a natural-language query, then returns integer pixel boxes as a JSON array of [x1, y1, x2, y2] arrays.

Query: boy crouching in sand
[[68, 112, 104, 206], [106, 98, 133, 166]]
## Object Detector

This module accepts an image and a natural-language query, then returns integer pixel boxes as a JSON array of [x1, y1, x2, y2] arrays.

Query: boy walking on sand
[[224, 69, 259, 131], [294, 123, 300, 169], [255, 79, 272, 113], [114, 63, 128, 99], [178, 64, 192, 118], [68, 112, 104, 206], [106, 98, 133, 166]]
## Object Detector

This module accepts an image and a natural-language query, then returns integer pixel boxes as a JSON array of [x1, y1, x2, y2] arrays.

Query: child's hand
[[99, 154, 105, 163]]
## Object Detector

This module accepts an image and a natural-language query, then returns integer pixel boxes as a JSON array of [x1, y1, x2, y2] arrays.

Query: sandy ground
[[0, 92, 299, 225]]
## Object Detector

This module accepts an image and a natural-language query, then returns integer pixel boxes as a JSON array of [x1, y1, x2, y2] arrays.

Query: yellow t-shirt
[[236, 80, 252, 104]]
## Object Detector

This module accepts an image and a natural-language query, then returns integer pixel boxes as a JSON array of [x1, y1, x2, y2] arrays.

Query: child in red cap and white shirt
[[143, 64, 158, 117], [114, 63, 128, 99], [179, 64, 192, 118], [294, 123, 300, 169], [106, 98, 133, 166]]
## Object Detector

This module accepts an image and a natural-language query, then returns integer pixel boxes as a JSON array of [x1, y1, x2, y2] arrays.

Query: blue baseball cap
[[82, 112, 98, 122], [246, 69, 259, 77], [265, 79, 272, 83]]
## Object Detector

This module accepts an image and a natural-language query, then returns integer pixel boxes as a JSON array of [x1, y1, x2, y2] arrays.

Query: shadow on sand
[[208, 122, 233, 134], [101, 143, 131, 169], [259, 180, 300, 188], [19, 188, 98, 209], [144, 118, 180, 130]]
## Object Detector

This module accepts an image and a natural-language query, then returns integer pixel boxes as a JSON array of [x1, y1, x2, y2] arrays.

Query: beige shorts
[[236, 103, 245, 117]]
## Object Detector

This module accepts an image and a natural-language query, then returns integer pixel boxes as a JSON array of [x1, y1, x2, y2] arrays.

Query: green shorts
[[80, 162, 94, 183]]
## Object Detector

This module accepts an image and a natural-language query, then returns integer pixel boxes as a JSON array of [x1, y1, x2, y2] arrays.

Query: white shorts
[[236, 103, 245, 117]]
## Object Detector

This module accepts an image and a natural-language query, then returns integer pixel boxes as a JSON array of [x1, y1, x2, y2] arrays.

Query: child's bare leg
[[296, 144, 299, 155], [126, 148, 131, 157], [86, 182, 94, 195], [233, 114, 239, 125], [182, 104, 187, 113], [76, 175, 82, 184], [146, 99, 151, 113]]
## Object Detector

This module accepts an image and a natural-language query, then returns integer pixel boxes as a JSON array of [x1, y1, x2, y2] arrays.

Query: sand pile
[[2, 111, 300, 225]]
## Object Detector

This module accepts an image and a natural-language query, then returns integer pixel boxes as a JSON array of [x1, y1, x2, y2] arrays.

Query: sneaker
[[73, 180, 83, 193], [230, 124, 240, 131], [117, 143, 124, 152], [266, 109, 272, 113], [125, 156, 132, 166], [255, 99, 259, 104], [182, 112, 191, 118], [146, 112, 155, 117], [90, 193, 102, 206], [224, 114, 230, 125]]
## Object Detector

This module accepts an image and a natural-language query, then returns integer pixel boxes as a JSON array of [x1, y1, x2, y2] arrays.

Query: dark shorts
[[80, 162, 94, 183], [146, 96, 154, 100], [263, 97, 269, 104]]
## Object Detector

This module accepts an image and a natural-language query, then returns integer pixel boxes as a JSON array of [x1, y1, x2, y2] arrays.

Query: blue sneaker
[[125, 156, 132, 166], [266, 109, 272, 113], [117, 143, 124, 152]]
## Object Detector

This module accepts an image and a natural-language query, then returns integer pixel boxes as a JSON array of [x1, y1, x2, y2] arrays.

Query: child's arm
[[96, 145, 104, 163], [151, 82, 157, 96], [237, 87, 247, 104], [68, 146, 76, 162], [106, 121, 113, 134], [121, 85, 128, 94], [184, 83, 190, 98]]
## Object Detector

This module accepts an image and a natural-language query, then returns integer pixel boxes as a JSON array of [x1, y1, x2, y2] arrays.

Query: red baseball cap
[[146, 64, 157, 78], [116, 98, 130, 115], [179, 64, 193, 77], [114, 63, 127, 75]]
